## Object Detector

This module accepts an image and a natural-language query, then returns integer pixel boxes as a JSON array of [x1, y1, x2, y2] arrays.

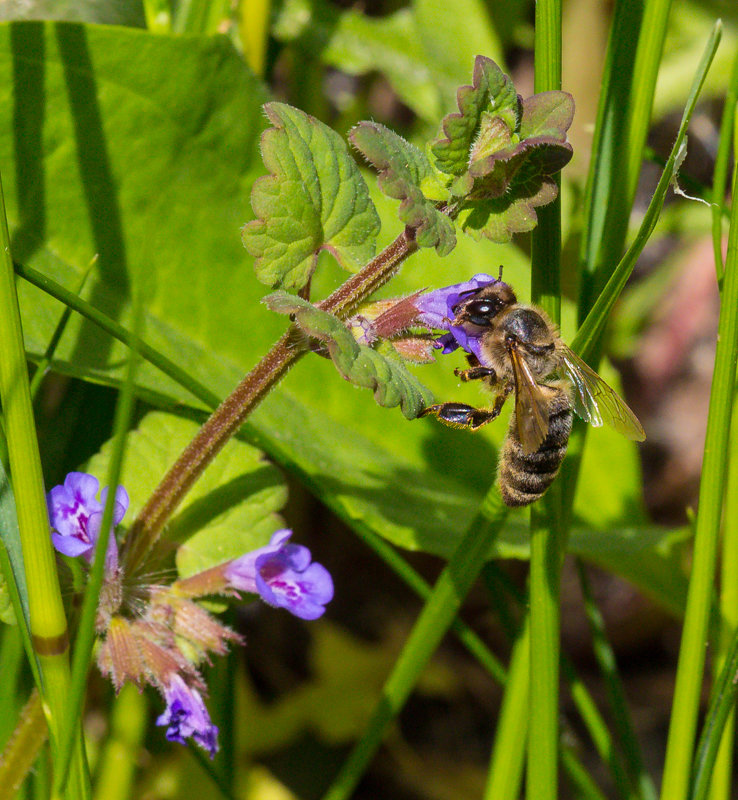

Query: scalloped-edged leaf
[[264, 292, 433, 419], [350, 122, 455, 255], [85, 412, 288, 578], [519, 91, 576, 141], [242, 102, 381, 290], [458, 164, 559, 242], [431, 55, 520, 177]]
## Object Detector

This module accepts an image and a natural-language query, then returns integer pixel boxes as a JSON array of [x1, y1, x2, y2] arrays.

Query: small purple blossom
[[224, 529, 334, 621], [156, 674, 219, 758], [47, 472, 128, 571], [414, 273, 503, 360]]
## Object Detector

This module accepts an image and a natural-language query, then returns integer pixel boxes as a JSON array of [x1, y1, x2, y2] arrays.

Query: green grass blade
[[562, 656, 633, 800], [92, 686, 147, 800], [577, 559, 657, 800], [14, 261, 220, 411], [659, 112, 738, 800], [0, 165, 89, 799], [561, 747, 609, 800], [54, 287, 142, 795], [528, 2, 563, 798], [572, 20, 723, 363], [28, 263, 94, 402], [485, 616, 529, 800], [689, 626, 738, 800], [709, 396, 738, 800], [711, 60, 738, 283], [578, 0, 673, 319]]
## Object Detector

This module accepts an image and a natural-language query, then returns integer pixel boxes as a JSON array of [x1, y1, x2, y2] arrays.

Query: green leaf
[[431, 55, 520, 177], [457, 160, 560, 242], [350, 122, 455, 255], [85, 412, 287, 578], [264, 291, 433, 419], [242, 102, 380, 290], [468, 93, 574, 190], [428, 56, 573, 243]]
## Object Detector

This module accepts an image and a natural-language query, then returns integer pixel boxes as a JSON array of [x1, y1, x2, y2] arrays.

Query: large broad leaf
[[2, 23, 684, 614], [85, 412, 287, 579]]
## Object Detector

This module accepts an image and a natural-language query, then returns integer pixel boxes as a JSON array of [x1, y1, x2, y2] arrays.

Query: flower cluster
[[47, 473, 334, 758]]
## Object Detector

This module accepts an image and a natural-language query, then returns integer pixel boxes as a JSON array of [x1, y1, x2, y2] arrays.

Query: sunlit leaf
[[264, 291, 433, 419], [242, 102, 380, 290], [350, 122, 455, 254]]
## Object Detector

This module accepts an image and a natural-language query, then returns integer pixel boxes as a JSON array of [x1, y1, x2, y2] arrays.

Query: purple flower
[[47, 472, 128, 571], [156, 674, 219, 758], [224, 529, 334, 621], [414, 273, 504, 360]]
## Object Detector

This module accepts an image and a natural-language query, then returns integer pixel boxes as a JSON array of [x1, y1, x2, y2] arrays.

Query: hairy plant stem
[[123, 229, 417, 573]]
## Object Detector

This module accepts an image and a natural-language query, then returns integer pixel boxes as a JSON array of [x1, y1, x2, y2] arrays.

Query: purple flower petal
[[156, 674, 219, 758], [414, 273, 507, 359], [225, 529, 334, 620], [256, 560, 334, 620], [47, 471, 127, 570]]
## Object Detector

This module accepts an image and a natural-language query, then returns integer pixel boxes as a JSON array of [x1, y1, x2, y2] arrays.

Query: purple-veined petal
[[47, 472, 128, 570], [225, 529, 334, 620]]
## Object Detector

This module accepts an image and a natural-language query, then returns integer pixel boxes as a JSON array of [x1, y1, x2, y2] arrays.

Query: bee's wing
[[509, 345, 550, 454], [559, 346, 645, 441]]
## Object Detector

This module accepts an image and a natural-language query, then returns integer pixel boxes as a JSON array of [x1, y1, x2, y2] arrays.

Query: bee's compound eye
[[465, 299, 501, 325]]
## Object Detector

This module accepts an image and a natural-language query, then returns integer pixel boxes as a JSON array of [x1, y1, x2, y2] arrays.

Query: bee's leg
[[421, 381, 513, 430], [420, 403, 498, 430], [454, 365, 497, 383]]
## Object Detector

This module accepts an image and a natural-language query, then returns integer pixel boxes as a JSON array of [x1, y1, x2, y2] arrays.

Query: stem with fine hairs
[[123, 229, 418, 574]]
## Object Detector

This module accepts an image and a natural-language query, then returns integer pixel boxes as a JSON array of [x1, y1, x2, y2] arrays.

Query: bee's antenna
[[497, 265, 504, 282]]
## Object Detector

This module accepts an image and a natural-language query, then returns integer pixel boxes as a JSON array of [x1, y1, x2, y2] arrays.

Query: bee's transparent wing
[[510, 345, 550, 454], [560, 346, 645, 441]]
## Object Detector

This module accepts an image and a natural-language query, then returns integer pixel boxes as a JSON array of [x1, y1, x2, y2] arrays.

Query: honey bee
[[421, 281, 645, 506]]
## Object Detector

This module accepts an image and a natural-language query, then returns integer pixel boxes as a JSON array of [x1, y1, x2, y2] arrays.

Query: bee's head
[[452, 281, 517, 328]]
